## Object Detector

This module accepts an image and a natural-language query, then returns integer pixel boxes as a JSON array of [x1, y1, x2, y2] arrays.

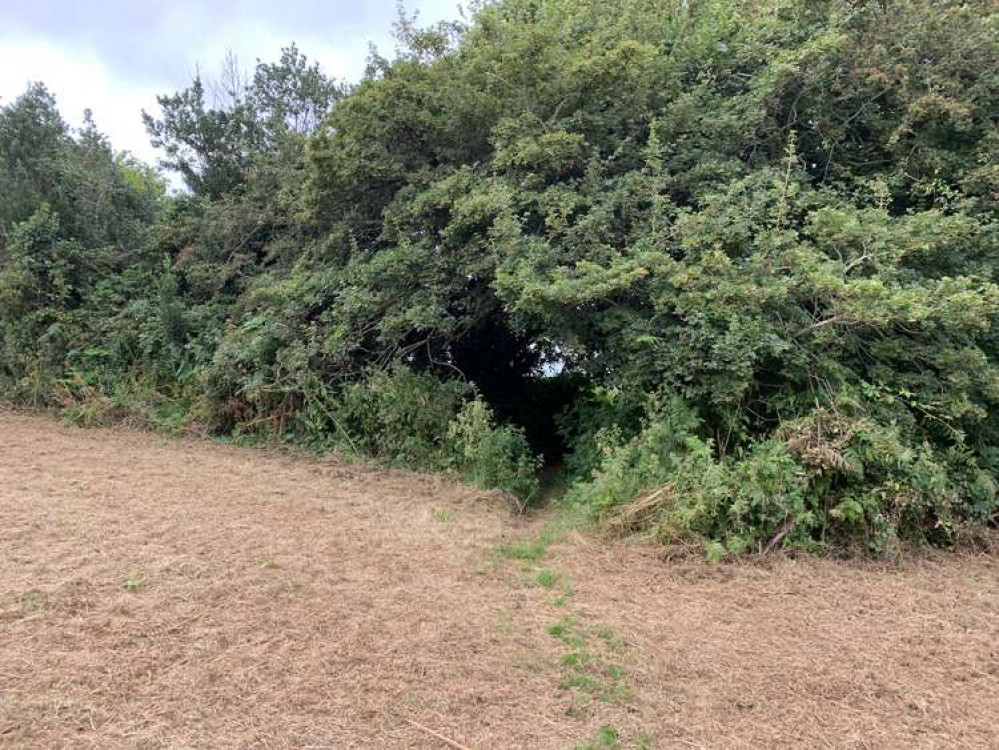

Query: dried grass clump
[[779, 408, 858, 476], [605, 484, 676, 536]]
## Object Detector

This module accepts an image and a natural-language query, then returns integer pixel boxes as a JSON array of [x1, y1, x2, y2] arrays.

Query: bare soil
[[1, 411, 997, 749]]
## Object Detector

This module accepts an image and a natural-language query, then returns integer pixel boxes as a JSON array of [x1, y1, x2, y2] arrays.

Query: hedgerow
[[1, 1, 997, 550]]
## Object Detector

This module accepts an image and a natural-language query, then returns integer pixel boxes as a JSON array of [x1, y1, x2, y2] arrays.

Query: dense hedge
[[2, 1, 997, 554]]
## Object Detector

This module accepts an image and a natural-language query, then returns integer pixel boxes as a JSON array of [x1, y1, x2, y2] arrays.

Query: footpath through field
[[1, 412, 997, 748]]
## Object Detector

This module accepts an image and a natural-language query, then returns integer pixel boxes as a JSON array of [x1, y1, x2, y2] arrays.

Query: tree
[[143, 45, 344, 198], [0, 85, 165, 401], [0, 84, 68, 243], [297, 0, 999, 546]]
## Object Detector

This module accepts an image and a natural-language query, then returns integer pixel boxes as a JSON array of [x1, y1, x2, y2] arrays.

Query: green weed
[[535, 568, 558, 589], [553, 577, 574, 607], [124, 574, 148, 593], [575, 724, 620, 750], [548, 617, 633, 704]]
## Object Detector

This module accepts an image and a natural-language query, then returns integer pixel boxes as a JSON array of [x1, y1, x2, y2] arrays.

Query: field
[[2, 411, 997, 749]]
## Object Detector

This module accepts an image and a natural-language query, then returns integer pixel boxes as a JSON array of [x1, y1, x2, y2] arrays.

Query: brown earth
[[1, 411, 997, 749]]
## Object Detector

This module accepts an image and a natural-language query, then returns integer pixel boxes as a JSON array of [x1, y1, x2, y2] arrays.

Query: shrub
[[445, 398, 541, 501], [564, 391, 702, 513], [571, 400, 999, 555], [340, 365, 471, 466]]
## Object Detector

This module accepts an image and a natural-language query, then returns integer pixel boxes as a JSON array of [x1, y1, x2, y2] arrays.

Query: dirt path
[[1, 412, 997, 749]]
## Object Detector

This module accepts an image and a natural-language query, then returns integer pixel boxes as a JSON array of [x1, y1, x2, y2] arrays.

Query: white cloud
[[0, 38, 167, 165]]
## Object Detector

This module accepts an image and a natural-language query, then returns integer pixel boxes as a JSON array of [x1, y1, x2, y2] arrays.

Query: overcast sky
[[0, 0, 463, 166]]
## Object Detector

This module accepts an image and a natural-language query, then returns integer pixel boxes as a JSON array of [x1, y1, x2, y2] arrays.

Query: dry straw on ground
[[1, 412, 997, 748]]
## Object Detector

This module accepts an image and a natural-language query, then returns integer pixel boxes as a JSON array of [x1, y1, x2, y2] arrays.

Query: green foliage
[[340, 366, 471, 464], [534, 568, 557, 589], [557, 386, 645, 480], [444, 398, 541, 500], [572, 400, 999, 553], [565, 392, 702, 513], [496, 512, 587, 563], [431, 508, 452, 523], [2, 2, 998, 546], [548, 616, 633, 704], [575, 725, 619, 750], [124, 574, 148, 593], [143, 45, 344, 197]]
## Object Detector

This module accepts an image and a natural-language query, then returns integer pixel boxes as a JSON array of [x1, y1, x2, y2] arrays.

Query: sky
[[0, 0, 464, 167]]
